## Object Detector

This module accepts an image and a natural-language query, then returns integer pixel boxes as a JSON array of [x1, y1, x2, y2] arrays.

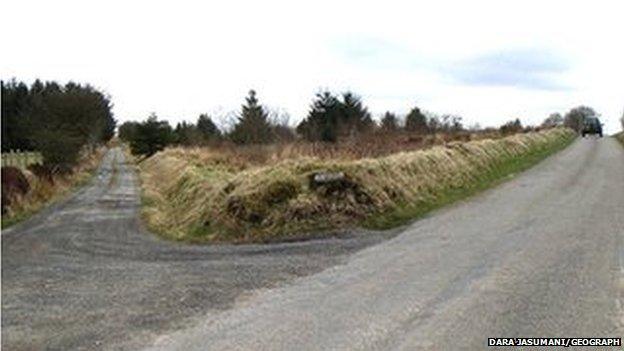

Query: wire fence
[[1, 151, 43, 169]]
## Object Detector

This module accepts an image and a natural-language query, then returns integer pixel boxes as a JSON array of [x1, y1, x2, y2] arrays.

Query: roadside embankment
[[1, 148, 106, 228], [139, 128, 576, 243], [615, 132, 624, 146]]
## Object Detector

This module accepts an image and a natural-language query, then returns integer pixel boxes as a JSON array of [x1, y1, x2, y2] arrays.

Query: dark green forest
[[1, 79, 116, 172]]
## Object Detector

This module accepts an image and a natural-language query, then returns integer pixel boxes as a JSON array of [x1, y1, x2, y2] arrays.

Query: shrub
[[542, 113, 563, 128], [499, 119, 523, 135], [128, 115, 174, 157], [1, 167, 30, 214]]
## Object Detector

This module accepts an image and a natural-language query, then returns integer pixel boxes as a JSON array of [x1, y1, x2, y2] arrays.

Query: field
[[139, 128, 576, 243], [1, 151, 43, 169]]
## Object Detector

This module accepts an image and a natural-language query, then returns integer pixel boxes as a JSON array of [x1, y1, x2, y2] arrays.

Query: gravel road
[[1, 148, 394, 350], [3, 137, 623, 350]]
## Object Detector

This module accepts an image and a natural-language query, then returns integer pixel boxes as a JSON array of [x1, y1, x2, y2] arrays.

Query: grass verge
[[1, 148, 106, 229], [139, 128, 576, 243], [615, 132, 624, 147], [364, 134, 574, 229]]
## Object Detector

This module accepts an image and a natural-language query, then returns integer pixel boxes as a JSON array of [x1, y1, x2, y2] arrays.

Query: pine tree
[[129, 114, 173, 157], [297, 91, 340, 142], [380, 111, 399, 132], [405, 106, 428, 133], [230, 90, 274, 144], [337, 92, 374, 138], [197, 114, 221, 142], [174, 121, 200, 145], [297, 91, 374, 142]]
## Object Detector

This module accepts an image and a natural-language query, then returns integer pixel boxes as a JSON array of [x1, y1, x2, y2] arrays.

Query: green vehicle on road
[[581, 117, 603, 137]]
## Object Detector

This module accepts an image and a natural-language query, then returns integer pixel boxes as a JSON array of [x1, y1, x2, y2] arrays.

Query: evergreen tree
[[405, 106, 428, 133], [129, 114, 173, 157], [1, 79, 117, 171], [297, 91, 374, 142], [230, 90, 274, 144], [174, 121, 200, 145], [196, 113, 221, 142], [380, 111, 399, 132], [337, 92, 374, 138], [1, 79, 32, 151], [297, 91, 340, 142], [118, 121, 140, 142]]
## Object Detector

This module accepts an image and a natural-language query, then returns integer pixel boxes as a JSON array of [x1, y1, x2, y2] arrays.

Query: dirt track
[[1, 148, 394, 350]]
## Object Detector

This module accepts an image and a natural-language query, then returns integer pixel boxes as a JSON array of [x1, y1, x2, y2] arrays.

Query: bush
[[1, 167, 30, 214], [499, 119, 523, 135], [128, 115, 174, 157], [541, 113, 563, 128]]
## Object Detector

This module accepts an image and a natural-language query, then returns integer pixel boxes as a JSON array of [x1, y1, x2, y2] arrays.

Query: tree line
[[2, 79, 597, 162], [121, 89, 603, 158], [1, 79, 116, 172], [119, 89, 474, 157]]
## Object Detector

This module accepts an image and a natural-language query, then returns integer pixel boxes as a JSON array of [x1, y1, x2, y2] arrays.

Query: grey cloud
[[332, 37, 572, 91], [449, 49, 571, 90]]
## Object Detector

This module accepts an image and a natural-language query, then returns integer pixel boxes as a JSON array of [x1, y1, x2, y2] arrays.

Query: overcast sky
[[2, 0, 623, 133]]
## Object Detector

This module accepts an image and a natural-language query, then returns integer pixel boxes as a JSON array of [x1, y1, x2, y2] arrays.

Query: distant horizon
[[2, 0, 623, 133]]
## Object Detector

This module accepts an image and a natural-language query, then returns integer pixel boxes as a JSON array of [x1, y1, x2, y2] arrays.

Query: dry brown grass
[[1, 148, 106, 227], [616, 132, 624, 146], [139, 128, 575, 243], [155, 129, 525, 170]]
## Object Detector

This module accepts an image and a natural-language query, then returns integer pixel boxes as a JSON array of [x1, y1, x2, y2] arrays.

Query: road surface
[[1, 148, 394, 350], [3, 137, 624, 350]]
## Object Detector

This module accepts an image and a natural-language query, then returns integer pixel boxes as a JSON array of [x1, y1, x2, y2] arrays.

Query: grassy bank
[[140, 128, 576, 243], [1, 149, 106, 229], [615, 132, 624, 146]]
